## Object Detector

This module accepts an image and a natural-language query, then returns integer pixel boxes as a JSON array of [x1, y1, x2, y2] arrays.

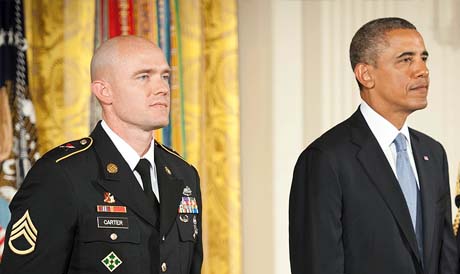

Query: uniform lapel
[[410, 129, 436, 268], [154, 144, 184, 236], [350, 110, 422, 264], [90, 123, 159, 229]]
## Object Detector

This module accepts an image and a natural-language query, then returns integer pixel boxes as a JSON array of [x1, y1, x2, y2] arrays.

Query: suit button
[[110, 233, 118, 241], [161, 262, 167, 272]]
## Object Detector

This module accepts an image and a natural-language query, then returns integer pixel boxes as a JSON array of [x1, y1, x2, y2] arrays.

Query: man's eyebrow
[[396, 51, 415, 58], [132, 68, 154, 75], [396, 50, 429, 58], [132, 67, 171, 76]]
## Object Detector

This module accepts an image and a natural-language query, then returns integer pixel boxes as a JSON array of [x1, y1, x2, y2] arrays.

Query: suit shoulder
[[42, 137, 93, 164], [310, 118, 352, 150], [409, 128, 439, 143], [409, 128, 445, 152], [154, 141, 192, 167]]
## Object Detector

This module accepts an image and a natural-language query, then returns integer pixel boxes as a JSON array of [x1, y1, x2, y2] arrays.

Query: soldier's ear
[[91, 80, 113, 105], [354, 63, 375, 89]]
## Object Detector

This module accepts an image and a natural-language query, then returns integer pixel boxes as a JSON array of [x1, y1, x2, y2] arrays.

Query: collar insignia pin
[[106, 163, 118, 174]]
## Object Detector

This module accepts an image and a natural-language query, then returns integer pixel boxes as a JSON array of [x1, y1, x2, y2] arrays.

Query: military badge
[[101, 251, 122, 272], [193, 215, 199, 239], [59, 143, 75, 149], [106, 163, 118, 174], [103, 192, 115, 204], [178, 197, 199, 214], [179, 214, 189, 223], [8, 210, 38, 255], [182, 186, 192, 197]]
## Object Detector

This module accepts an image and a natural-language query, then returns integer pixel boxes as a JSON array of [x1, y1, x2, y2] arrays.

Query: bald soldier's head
[[90, 36, 171, 135], [91, 36, 160, 82]]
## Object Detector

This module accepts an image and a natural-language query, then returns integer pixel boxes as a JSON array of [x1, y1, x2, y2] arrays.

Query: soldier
[[0, 36, 203, 274]]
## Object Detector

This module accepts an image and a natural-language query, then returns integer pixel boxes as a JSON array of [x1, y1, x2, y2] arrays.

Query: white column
[[272, 1, 304, 274]]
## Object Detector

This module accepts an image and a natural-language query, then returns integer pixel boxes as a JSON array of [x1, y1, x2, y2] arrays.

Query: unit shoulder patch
[[55, 137, 93, 163], [154, 141, 190, 165]]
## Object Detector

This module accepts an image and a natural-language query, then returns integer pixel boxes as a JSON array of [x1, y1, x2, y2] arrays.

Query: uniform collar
[[101, 120, 155, 170]]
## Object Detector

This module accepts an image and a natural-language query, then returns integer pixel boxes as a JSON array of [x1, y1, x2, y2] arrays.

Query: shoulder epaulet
[[155, 141, 189, 165], [55, 137, 93, 163]]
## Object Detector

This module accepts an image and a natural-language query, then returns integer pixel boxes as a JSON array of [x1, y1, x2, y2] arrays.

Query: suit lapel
[[350, 110, 422, 264], [155, 144, 184, 236], [410, 130, 436, 268], [91, 123, 159, 229]]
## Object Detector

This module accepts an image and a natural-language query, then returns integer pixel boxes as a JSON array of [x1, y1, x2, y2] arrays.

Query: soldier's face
[[109, 41, 171, 131]]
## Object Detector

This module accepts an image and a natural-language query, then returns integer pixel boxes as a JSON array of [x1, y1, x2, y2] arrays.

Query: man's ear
[[91, 80, 113, 105], [354, 63, 375, 89]]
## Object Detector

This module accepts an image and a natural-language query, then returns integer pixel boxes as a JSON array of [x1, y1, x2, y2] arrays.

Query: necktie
[[394, 133, 423, 258], [135, 159, 160, 221]]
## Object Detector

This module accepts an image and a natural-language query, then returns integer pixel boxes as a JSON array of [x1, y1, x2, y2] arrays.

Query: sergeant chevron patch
[[8, 210, 38, 255]]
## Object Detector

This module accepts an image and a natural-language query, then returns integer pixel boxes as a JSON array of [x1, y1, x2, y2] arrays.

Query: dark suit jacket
[[0, 122, 203, 274], [289, 109, 457, 274]]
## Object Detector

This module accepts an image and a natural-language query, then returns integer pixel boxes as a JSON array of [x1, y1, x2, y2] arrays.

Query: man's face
[[108, 41, 171, 131], [369, 29, 429, 117]]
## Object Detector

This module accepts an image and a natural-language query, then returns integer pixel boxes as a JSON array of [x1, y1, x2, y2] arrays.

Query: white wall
[[239, 0, 460, 273]]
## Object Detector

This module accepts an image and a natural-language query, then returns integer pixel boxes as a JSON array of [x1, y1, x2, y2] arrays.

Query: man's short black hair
[[349, 17, 417, 71]]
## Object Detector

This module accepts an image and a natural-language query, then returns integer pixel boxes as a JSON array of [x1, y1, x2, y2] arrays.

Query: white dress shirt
[[360, 101, 420, 188], [101, 121, 160, 201]]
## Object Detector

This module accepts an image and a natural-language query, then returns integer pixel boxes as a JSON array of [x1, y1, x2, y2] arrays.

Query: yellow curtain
[[24, 0, 94, 154], [179, 1, 241, 273]]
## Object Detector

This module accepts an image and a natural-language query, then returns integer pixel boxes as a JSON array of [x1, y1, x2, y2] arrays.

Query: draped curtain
[[16, 1, 241, 273]]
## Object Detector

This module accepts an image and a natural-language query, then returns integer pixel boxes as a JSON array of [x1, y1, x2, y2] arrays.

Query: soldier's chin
[[151, 119, 170, 131]]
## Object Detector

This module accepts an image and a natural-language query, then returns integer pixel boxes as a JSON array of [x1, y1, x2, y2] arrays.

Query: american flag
[[0, 225, 5, 262]]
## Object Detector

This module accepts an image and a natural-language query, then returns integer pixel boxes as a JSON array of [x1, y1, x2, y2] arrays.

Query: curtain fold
[[178, 1, 241, 273], [24, 0, 95, 154]]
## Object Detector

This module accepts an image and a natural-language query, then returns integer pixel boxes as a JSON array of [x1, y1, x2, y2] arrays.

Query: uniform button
[[162, 235, 165, 241], [161, 262, 167, 272], [110, 233, 118, 241]]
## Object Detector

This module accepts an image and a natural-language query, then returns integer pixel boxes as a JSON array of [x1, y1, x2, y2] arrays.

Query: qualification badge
[[182, 186, 192, 197]]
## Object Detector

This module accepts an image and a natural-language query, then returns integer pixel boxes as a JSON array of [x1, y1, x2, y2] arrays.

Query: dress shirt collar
[[101, 120, 155, 170], [360, 100, 411, 148]]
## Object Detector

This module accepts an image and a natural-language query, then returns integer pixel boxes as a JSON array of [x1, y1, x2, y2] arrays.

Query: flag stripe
[[0, 226, 5, 262], [173, 0, 187, 159]]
